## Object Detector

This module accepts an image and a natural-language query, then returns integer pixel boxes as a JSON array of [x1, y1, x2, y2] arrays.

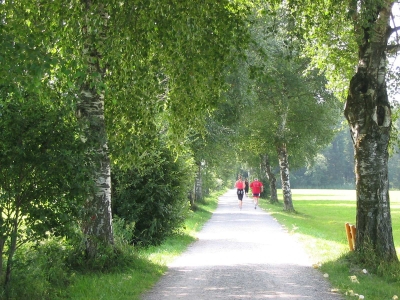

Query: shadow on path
[[141, 189, 343, 299]]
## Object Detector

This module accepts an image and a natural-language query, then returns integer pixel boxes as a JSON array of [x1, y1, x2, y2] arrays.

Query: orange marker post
[[350, 224, 356, 250], [345, 223, 356, 251]]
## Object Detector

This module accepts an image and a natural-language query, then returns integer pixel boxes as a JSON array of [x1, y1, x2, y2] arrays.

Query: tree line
[[1, 0, 400, 297], [287, 121, 400, 190]]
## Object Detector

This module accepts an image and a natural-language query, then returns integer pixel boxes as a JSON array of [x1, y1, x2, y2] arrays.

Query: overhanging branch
[[389, 26, 400, 36], [387, 43, 400, 54]]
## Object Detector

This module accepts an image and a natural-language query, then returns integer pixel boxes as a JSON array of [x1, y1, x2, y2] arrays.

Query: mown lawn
[[259, 189, 400, 300]]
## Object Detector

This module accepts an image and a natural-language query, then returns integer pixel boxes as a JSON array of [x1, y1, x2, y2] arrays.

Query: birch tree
[[240, 7, 340, 211], [2, 0, 252, 258], [280, 0, 399, 262]]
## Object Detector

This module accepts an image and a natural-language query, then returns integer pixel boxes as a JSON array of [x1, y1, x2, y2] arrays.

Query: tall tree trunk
[[78, 0, 113, 258], [194, 161, 202, 201], [4, 207, 19, 292], [277, 143, 294, 211], [344, 3, 397, 262], [262, 154, 278, 204], [0, 208, 4, 280], [0, 238, 4, 280]]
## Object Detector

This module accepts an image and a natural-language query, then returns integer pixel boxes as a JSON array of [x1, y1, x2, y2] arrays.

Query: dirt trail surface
[[141, 189, 344, 300]]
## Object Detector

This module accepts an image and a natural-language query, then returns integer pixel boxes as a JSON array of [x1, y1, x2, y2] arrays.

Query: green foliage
[[235, 5, 342, 178], [0, 99, 92, 290], [0, 99, 90, 233], [3, 239, 72, 300], [276, 0, 357, 101], [64, 190, 223, 300], [112, 142, 193, 246], [291, 126, 356, 189]]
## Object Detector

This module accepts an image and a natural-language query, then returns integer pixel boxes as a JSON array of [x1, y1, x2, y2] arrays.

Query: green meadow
[[260, 189, 400, 300]]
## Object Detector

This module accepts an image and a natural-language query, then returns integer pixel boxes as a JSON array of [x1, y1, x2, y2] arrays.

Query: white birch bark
[[344, 1, 397, 261], [277, 143, 294, 211], [78, 0, 114, 257], [276, 107, 294, 211]]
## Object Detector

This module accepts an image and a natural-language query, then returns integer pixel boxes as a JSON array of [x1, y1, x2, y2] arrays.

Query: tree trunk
[[0, 238, 4, 280], [4, 208, 18, 292], [277, 143, 294, 211], [344, 3, 397, 262], [0, 208, 4, 280], [195, 161, 203, 202], [78, 0, 114, 258], [262, 154, 278, 203]]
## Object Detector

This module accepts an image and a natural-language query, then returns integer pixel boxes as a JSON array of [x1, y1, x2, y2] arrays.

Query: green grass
[[64, 189, 222, 300], [65, 188, 400, 300], [259, 189, 400, 300]]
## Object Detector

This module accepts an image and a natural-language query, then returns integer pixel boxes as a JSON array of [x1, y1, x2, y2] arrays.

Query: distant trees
[[233, 6, 341, 211], [291, 125, 355, 189], [291, 122, 400, 190]]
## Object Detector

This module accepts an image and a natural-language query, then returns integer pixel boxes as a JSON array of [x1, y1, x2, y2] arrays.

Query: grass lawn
[[259, 189, 400, 300]]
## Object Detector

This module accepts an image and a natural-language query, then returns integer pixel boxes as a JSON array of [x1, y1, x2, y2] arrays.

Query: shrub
[[112, 145, 193, 246], [0, 99, 92, 293], [3, 239, 72, 300]]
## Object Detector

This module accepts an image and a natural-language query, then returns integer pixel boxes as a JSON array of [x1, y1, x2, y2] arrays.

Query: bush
[[61, 225, 137, 274], [112, 145, 193, 246], [0, 99, 92, 294], [3, 239, 72, 300]]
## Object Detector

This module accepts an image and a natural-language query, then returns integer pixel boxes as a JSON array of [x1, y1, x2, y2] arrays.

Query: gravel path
[[141, 189, 344, 300]]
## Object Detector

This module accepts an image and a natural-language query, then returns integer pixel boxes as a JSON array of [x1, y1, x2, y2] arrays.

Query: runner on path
[[250, 178, 263, 209], [141, 189, 343, 300], [244, 178, 249, 196], [235, 176, 245, 210]]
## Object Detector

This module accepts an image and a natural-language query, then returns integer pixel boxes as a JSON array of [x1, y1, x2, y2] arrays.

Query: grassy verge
[[259, 189, 400, 300], [65, 189, 223, 300]]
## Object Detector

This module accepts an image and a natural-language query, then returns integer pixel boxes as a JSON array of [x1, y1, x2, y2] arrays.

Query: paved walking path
[[141, 189, 343, 300]]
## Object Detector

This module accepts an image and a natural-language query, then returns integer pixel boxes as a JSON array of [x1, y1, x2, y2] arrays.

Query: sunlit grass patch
[[260, 188, 400, 300], [65, 189, 224, 300]]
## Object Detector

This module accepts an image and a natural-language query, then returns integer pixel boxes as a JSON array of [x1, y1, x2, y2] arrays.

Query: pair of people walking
[[235, 177, 263, 210]]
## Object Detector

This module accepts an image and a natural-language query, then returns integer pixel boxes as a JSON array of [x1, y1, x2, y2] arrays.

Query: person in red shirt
[[250, 178, 263, 209], [235, 176, 245, 210]]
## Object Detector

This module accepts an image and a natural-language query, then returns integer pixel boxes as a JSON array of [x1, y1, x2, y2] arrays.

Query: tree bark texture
[[277, 143, 294, 211], [0, 209, 4, 280], [195, 162, 203, 202], [78, 0, 114, 258], [262, 154, 278, 204], [4, 207, 18, 290], [344, 2, 397, 262], [0, 238, 4, 280]]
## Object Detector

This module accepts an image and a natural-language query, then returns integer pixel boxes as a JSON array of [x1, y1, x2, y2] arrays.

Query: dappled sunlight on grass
[[262, 189, 400, 299], [262, 189, 400, 260], [294, 233, 349, 264], [142, 233, 197, 266]]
